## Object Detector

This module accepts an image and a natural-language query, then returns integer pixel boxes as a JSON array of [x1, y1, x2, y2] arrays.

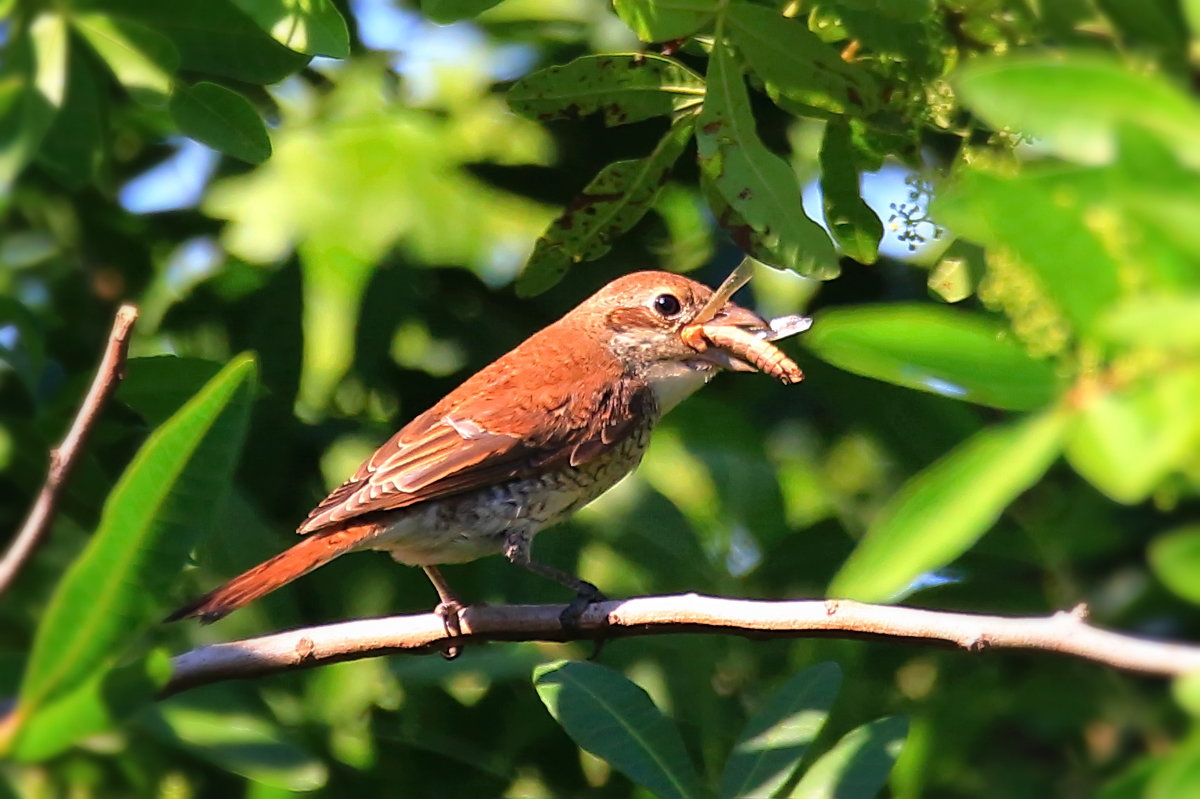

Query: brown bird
[[168, 270, 803, 634]]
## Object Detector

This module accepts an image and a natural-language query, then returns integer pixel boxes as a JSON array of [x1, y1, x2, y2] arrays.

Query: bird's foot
[[559, 582, 609, 659], [434, 600, 466, 660]]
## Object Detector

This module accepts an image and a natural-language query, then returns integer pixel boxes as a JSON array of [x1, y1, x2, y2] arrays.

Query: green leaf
[[789, 717, 909, 799], [1065, 368, 1200, 504], [934, 167, 1122, 333], [143, 688, 328, 791], [0, 13, 68, 190], [297, 244, 375, 416], [170, 82, 271, 164], [29, 12, 69, 107], [1188, 0, 1200, 35], [1149, 525, 1200, 606], [818, 120, 882, 263], [0, 232, 57, 270], [72, 13, 178, 103], [697, 35, 837, 278], [1085, 126, 1200, 290], [420, 0, 505, 23], [697, 175, 790, 272], [75, 0, 308, 85], [1173, 669, 1200, 716], [613, 0, 717, 42], [956, 52, 1200, 167], [13, 356, 257, 726], [36, 39, 106, 189], [654, 183, 715, 273], [231, 0, 349, 57], [720, 663, 842, 799], [1099, 759, 1160, 799], [119, 356, 226, 427], [10, 652, 173, 762], [1188, 0, 1200, 36], [728, 4, 877, 117], [516, 113, 694, 296], [830, 409, 1068, 602], [1097, 296, 1200, 351], [533, 660, 705, 799], [836, 0, 935, 24], [1147, 731, 1200, 799], [804, 304, 1061, 411], [826, 2, 941, 71], [507, 54, 704, 127], [1095, 0, 1188, 72]]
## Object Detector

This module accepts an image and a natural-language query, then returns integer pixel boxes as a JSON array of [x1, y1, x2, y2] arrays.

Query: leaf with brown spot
[[696, 37, 837, 278], [517, 113, 696, 296], [508, 53, 704, 128], [728, 4, 879, 118]]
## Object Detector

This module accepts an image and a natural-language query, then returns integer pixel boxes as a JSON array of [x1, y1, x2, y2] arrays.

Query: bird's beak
[[705, 301, 771, 333], [682, 300, 770, 373]]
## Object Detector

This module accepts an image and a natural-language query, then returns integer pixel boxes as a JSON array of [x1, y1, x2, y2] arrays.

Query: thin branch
[[0, 305, 139, 595], [165, 594, 1200, 696]]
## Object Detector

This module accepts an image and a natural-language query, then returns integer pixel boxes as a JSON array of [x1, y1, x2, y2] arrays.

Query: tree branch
[[0, 305, 139, 596], [165, 594, 1200, 695]]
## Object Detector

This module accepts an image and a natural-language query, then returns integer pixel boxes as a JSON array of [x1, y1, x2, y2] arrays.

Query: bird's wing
[[298, 363, 649, 534]]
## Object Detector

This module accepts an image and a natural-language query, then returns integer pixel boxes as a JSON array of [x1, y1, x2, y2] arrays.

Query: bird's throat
[[644, 360, 714, 416]]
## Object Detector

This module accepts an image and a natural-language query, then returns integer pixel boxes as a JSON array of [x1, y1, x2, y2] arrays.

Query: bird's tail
[[166, 522, 381, 623]]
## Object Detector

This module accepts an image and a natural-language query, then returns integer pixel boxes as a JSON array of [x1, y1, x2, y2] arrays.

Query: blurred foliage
[[533, 659, 905, 799], [2, 0, 1200, 796]]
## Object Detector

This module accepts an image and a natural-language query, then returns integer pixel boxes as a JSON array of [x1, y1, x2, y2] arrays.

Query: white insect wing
[[762, 314, 813, 341]]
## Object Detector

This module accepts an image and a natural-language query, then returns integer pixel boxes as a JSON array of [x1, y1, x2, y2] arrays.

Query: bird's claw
[[559, 583, 609, 659], [435, 600, 465, 660]]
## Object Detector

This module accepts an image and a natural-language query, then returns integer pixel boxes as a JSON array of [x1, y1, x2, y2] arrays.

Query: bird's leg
[[422, 565, 465, 660], [502, 531, 607, 634]]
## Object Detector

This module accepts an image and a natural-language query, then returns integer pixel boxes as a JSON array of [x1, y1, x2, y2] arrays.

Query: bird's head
[[569, 270, 799, 412]]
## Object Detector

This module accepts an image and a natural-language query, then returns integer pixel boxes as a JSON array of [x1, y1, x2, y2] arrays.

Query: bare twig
[[0, 305, 139, 595], [164, 594, 1200, 695]]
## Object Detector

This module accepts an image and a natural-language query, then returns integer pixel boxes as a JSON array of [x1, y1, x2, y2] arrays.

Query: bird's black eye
[[653, 293, 682, 317]]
